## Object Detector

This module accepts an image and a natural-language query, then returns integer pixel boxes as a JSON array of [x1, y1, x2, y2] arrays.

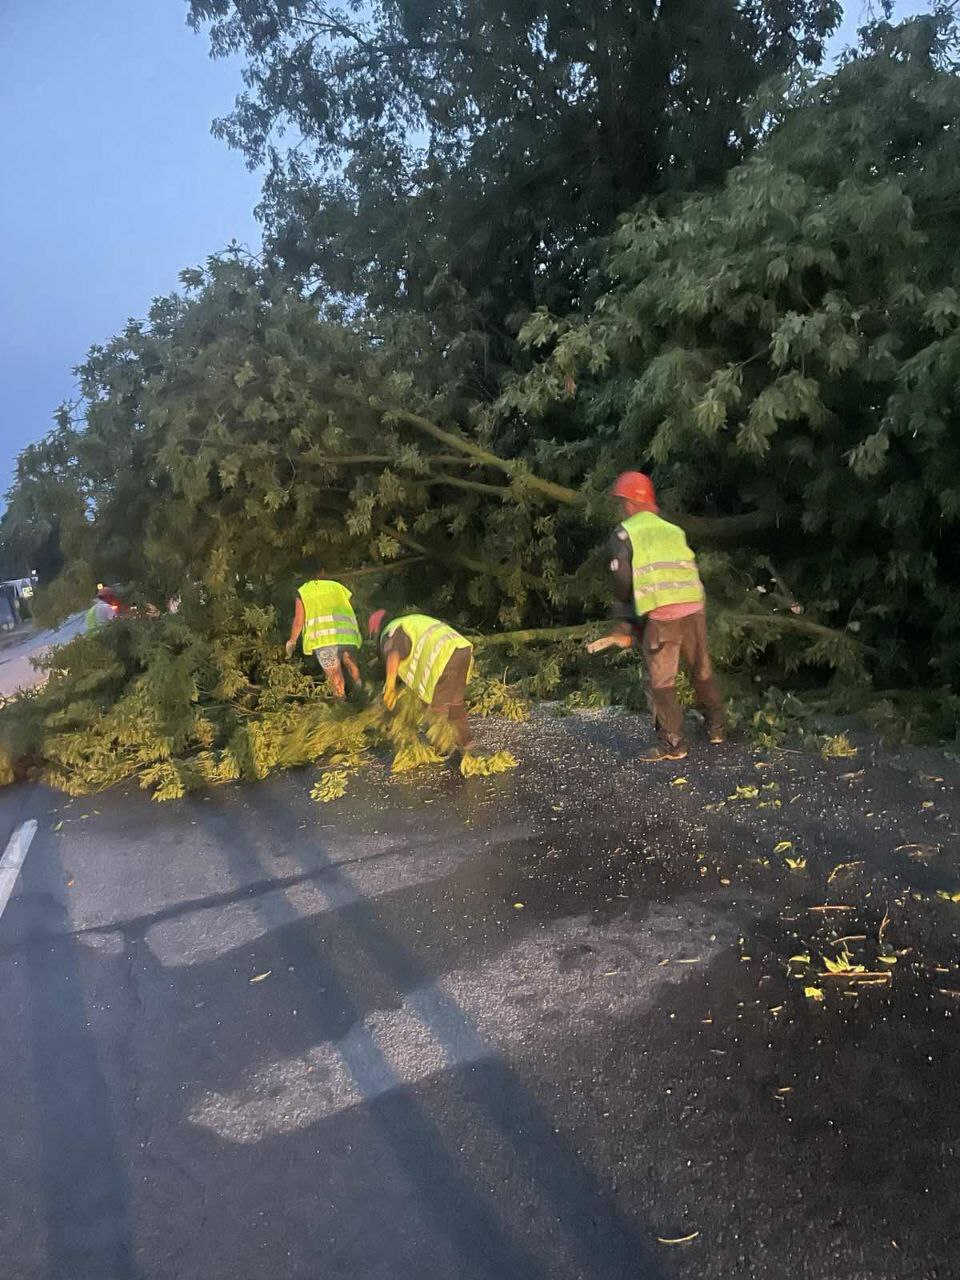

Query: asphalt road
[[1, 708, 959, 1280], [0, 613, 87, 699]]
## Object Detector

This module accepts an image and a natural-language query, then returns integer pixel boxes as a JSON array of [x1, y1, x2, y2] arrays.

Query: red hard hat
[[367, 609, 387, 639], [611, 471, 657, 507]]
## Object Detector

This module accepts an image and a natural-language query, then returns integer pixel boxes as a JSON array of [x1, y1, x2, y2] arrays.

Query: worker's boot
[[639, 742, 688, 762]]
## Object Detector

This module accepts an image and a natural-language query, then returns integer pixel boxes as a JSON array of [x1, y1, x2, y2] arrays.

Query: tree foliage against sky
[[2, 257, 588, 632], [187, 0, 841, 369]]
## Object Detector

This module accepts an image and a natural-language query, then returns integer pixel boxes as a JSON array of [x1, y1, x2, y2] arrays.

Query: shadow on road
[[193, 787, 665, 1280], [19, 841, 141, 1280]]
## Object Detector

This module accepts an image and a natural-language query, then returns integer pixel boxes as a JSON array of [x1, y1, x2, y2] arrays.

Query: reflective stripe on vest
[[383, 613, 473, 704], [622, 511, 704, 617], [297, 580, 361, 655], [86, 601, 116, 633]]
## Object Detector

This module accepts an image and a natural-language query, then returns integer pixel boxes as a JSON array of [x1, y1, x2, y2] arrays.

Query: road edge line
[[0, 820, 39, 922]]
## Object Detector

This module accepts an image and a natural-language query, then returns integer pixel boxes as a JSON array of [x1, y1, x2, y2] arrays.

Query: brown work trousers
[[642, 612, 725, 750], [429, 647, 474, 750]]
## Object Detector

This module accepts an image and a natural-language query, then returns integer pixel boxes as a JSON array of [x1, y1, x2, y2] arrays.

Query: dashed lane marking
[[0, 820, 38, 923]]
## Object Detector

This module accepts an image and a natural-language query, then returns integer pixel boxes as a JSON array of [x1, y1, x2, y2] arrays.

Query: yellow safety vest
[[622, 511, 704, 616], [86, 600, 116, 633], [297, 580, 361, 655], [383, 613, 473, 704]]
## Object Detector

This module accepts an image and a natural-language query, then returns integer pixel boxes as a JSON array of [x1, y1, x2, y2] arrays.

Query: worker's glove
[[585, 633, 633, 655], [383, 686, 399, 711], [284, 639, 296, 659]]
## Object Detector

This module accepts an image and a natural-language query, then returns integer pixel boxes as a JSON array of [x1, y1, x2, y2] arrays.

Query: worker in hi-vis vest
[[86, 585, 125, 633], [285, 575, 362, 699], [367, 609, 475, 750], [586, 471, 726, 762]]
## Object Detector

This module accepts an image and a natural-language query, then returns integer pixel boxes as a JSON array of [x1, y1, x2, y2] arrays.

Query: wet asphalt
[[1, 706, 959, 1280]]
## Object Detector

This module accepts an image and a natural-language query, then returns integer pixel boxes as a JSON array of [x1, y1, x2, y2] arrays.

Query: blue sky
[[0, 1, 930, 501], [0, 0, 260, 496]]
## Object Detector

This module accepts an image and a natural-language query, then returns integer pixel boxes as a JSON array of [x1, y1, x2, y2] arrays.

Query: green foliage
[[820, 732, 858, 759], [861, 689, 960, 745], [5, 253, 594, 638], [311, 770, 351, 803], [0, 611, 498, 799], [30, 571, 92, 629], [390, 742, 447, 773], [504, 12, 960, 689], [467, 676, 530, 722], [730, 687, 814, 750], [460, 751, 519, 778], [188, 0, 840, 370]]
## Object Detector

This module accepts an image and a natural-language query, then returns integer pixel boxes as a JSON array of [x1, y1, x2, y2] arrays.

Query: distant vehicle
[[0, 572, 39, 626], [0, 584, 17, 631]]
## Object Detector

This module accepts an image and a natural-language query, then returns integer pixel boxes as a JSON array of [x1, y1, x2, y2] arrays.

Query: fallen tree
[[2, 14, 959, 798]]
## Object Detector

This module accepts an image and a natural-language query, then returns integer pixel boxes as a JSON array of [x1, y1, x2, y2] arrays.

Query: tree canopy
[[187, 0, 841, 361]]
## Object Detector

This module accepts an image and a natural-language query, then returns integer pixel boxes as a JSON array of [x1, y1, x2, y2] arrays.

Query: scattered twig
[[879, 908, 891, 944], [817, 971, 892, 982], [827, 861, 864, 883]]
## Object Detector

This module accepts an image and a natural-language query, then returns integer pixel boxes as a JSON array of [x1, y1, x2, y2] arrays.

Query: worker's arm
[[285, 596, 305, 657], [585, 631, 634, 655], [586, 529, 643, 655], [609, 526, 635, 621], [382, 648, 401, 710]]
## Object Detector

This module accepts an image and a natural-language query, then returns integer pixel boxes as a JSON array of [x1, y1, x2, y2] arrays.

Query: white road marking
[[146, 827, 530, 968], [0, 820, 39, 922], [189, 990, 486, 1143], [190, 901, 737, 1142]]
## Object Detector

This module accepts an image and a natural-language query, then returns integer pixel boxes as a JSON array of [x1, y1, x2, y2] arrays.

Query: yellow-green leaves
[[729, 784, 759, 801], [821, 734, 858, 759], [822, 948, 865, 976], [460, 750, 518, 777], [311, 770, 350, 802]]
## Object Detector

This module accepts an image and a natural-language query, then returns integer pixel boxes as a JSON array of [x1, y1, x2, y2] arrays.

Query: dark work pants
[[642, 612, 725, 749], [429, 648, 474, 750]]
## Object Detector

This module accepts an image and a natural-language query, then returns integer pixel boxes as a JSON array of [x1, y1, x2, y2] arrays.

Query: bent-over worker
[[286, 575, 362, 699], [368, 609, 475, 751], [587, 471, 726, 761]]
